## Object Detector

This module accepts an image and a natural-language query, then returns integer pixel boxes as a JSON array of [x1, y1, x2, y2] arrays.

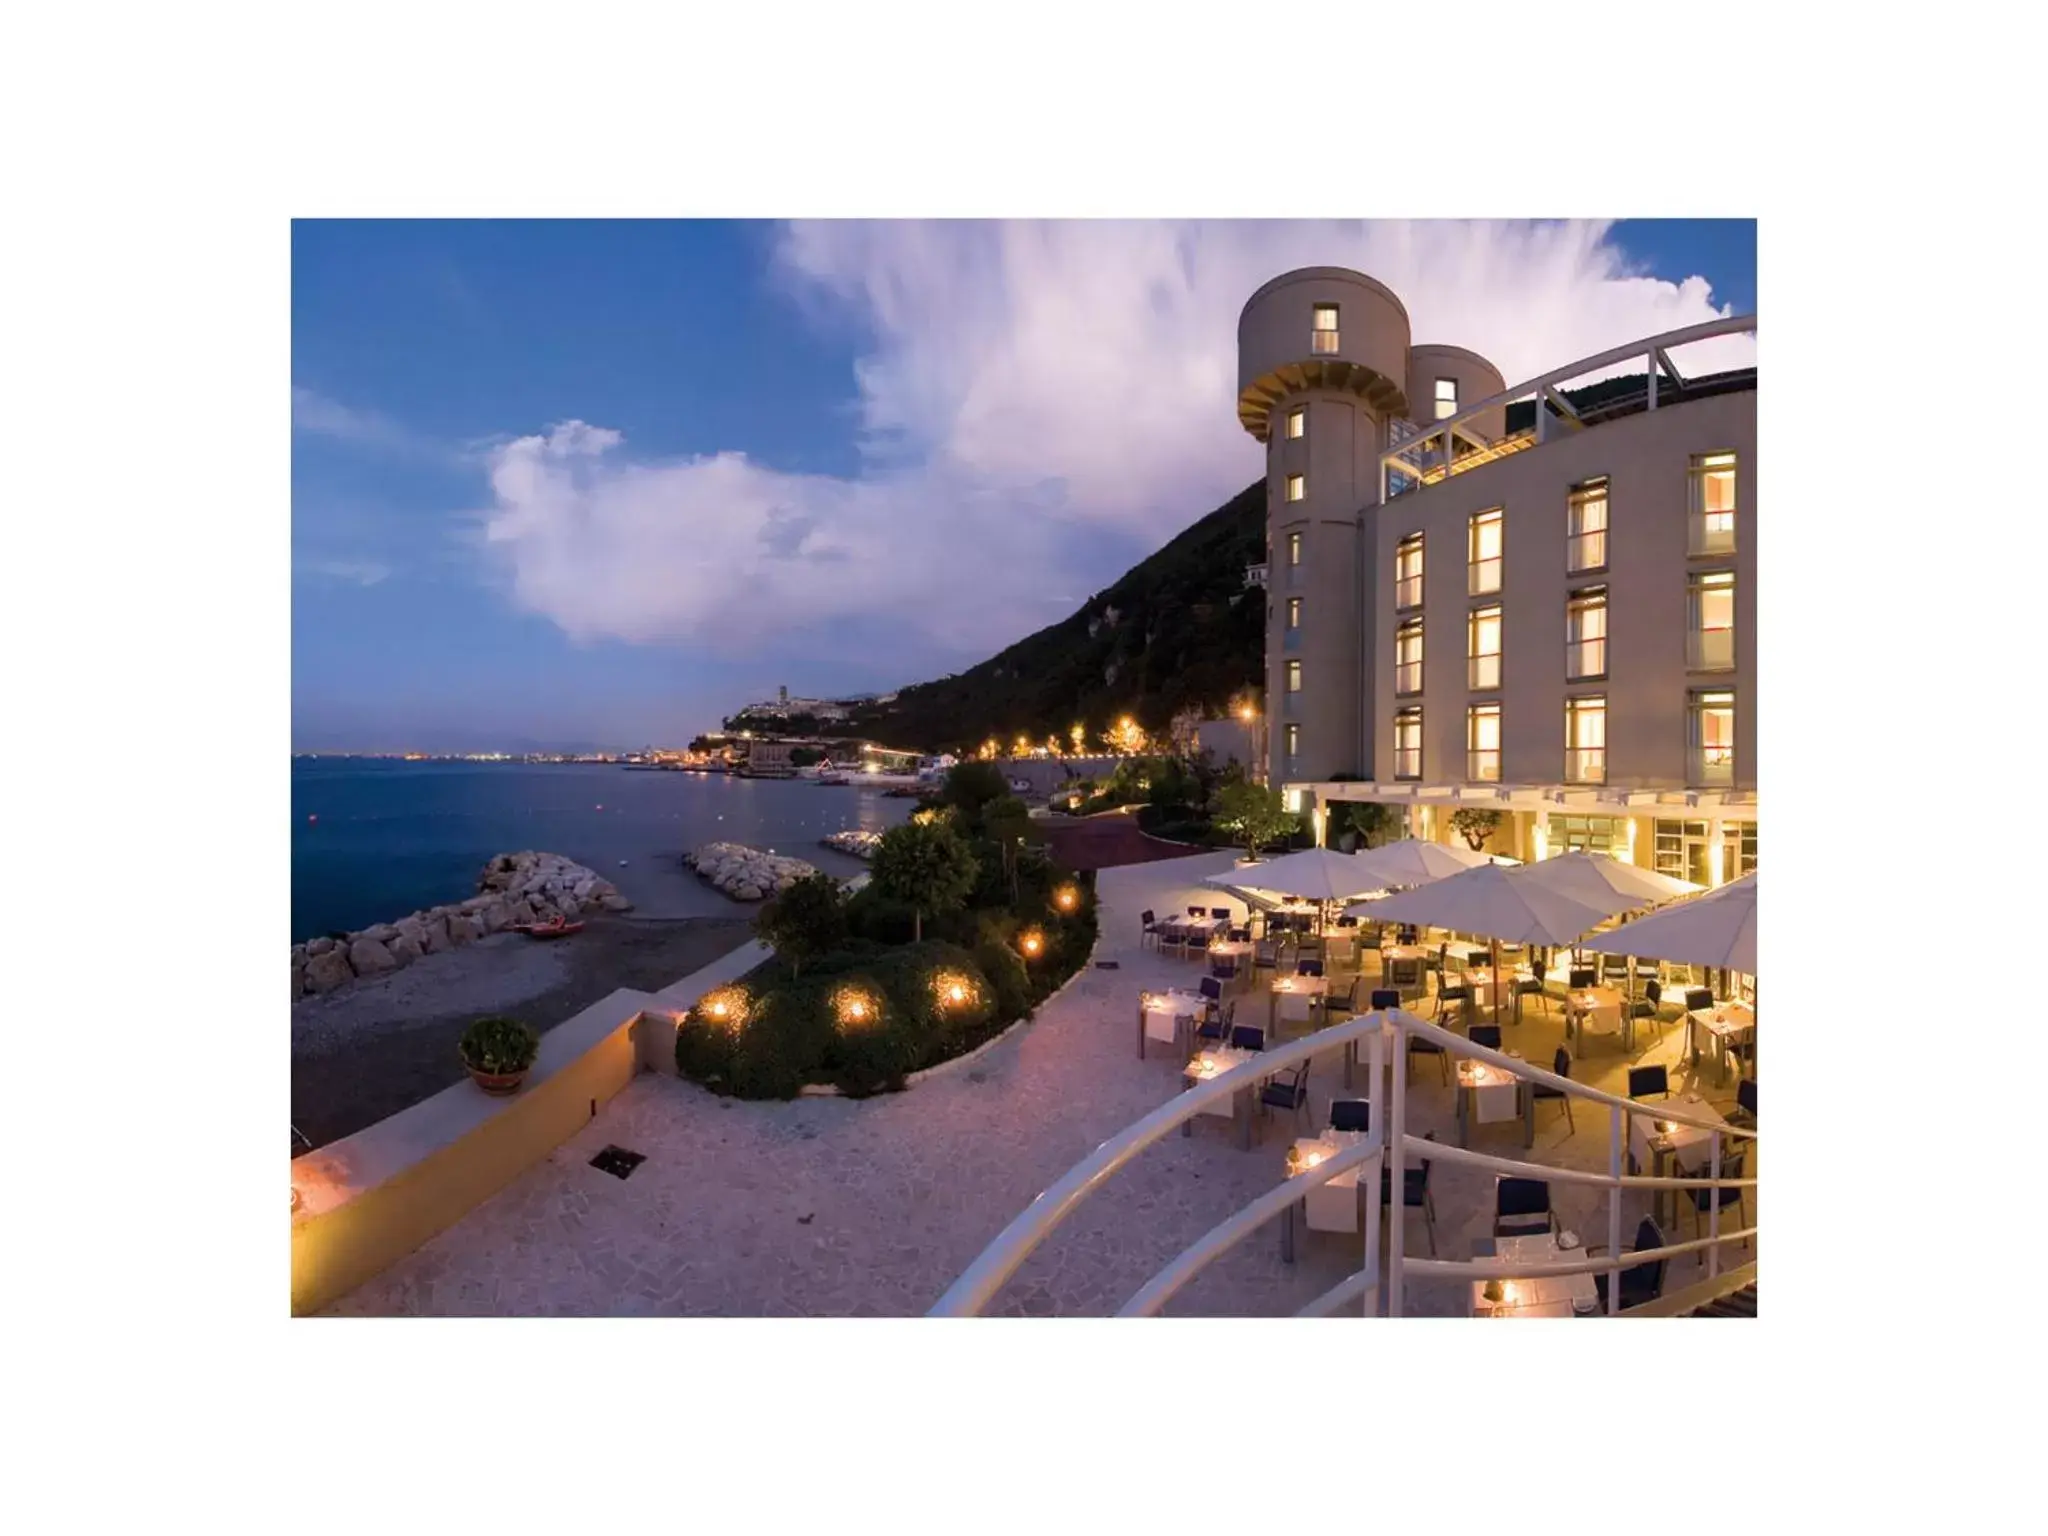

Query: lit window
[[1312, 305, 1339, 354], [1286, 473, 1305, 503], [1468, 604, 1501, 691], [1690, 690, 1735, 786], [1288, 531, 1303, 567], [1393, 707, 1422, 781], [1688, 571, 1735, 671], [1285, 723, 1301, 759], [1287, 597, 1302, 630], [1565, 695, 1606, 784], [1566, 588, 1608, 681], [1467, 703, 1501, 783], [1395, 617, 1423, 696], [1690, 452, 1737, 555], [1434, 377, 1459, 422], [1286, 407, 1305, 440], [1468, 509, 1503, 595], [1722, 820, 1757, 880], [1286, 659, 1303, 694], [1568, 477, 1608, 573], [1395, 533, 1423, 610]]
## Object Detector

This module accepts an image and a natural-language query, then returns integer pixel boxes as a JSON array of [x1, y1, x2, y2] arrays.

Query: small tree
[[1450, 807, 1504, 852], [752, 871, 848, 977], [1214, 780, 1300, 859], [938, 760, 1010, 826], [869, 819, 979, 943]]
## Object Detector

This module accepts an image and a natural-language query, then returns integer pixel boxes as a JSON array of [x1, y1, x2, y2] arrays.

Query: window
[[1565, 695, 1606, 783], [1286, 659, 1303, 695], [1690, 689, 1735, 786], [1434, 378, 1458, 421], [1286, 597, 1302, 630], [1566, 588, 1608, 681], [1285, 473, 1306, 503], [1554, 814, 1622, 857], [1286, 407, 1305, 440], [1467, 703, 1501, 782], [1395, 533, 1423, 610], [1395, 617, 1423, 696], [1468, 604, 1501, 691], [1285, 723, 1301, 760], [1689, 571, 1735, 671], [1311, 304, 1339, 354], [1723, 821, 1757, 880], [1393, 707, 1421, 781], [1468, 509, 1502, 595], [1288, 531, 1303, 567], [1567, 477, 1608, 573], [1654, 819, 1712, 887], [1689, 451, 1737, 555]]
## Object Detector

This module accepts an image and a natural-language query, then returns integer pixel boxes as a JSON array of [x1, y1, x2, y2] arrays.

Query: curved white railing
[[1380, 312, 1759, 495], [932, 1003, 1757, 1318]]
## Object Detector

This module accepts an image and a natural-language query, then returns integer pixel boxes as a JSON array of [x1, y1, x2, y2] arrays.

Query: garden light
[[1055, 886, 1078, 912], [1020, 930, 1044, 959]]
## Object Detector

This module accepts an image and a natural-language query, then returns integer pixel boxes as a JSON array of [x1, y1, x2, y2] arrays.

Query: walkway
[[328, 848, 1754, 1316]]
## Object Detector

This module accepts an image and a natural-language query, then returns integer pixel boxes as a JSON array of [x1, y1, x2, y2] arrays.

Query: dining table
[[1278, 1130, 1372, 1261], [1455, 1054, 1534, 1148], [1182, 1046, 1260, 1149], [1463, 964, 1532, 1021], [1137, 988, 1207, 1060], [1629, 1092, 1733, 1225], [1160, 914, 1228, 953], [1565, 985, 1629, 1052], [1471, 1232, 1599, 1318], [1205, 938, 1254, 980], [1688, 1000, 1756, 1084], [1267, 973, 1331, 1036]]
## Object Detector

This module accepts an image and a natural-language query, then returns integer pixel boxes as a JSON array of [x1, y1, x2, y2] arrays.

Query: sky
[[291, 219, 1756, 752]]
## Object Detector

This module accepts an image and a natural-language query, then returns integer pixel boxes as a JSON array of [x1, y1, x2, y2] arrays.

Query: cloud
[[294, 556, 392, 586], [472, 220, 1754, 663], [293, 385, 458, 463]]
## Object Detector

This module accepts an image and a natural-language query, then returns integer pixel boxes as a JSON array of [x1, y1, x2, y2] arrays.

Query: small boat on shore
[[514, 916, 586, 940]]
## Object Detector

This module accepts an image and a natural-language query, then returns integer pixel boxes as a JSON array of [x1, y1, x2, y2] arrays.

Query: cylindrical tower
[[1237, 268, 1412, 787], [1405, 343, 1507, 440]]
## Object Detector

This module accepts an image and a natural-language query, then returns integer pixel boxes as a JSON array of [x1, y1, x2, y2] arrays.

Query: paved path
[[330, 848, 1753, 1316]]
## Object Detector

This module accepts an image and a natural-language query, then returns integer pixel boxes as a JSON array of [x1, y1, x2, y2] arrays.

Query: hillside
[[845, 479, 1267, 753]]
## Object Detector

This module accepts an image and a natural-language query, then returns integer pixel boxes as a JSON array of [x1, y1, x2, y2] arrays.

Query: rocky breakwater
[[292, 850, 632, 1000], [685, 841, 818, 901], [821, 829, 882, 860]]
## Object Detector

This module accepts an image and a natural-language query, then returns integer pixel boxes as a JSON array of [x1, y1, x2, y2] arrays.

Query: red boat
[[515, 916, 586, 940]]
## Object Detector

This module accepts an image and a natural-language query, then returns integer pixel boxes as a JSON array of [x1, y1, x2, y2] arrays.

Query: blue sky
[[292, 218, 1755, 752]]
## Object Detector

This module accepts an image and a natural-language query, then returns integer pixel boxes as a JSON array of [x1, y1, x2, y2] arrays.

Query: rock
[[395, 918, 428, 951], [305, 949, 354, 993], [389, 932, 426, 965], [734, 882, 763, 901], [307, 936, 337, 957], [348, 937, 399, 976], [418, 914, 451, 953], [557, 895, 581, 920], [361, 922, 401, 944], [599, 892, 633, 912], [446, 911, 482, 946], [479, 899, 513, 934], [291, 959, 306, 1000]]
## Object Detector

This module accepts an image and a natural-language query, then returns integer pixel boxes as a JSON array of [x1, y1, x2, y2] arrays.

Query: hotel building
[[1238, 267, 1756, 887]]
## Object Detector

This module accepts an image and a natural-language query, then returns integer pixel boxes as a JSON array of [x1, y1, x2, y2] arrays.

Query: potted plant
[[459, 1015, 541, 1096]]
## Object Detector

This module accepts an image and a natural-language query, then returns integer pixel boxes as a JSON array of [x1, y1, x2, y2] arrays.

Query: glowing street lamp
[[1019, 929, 1045, 960]]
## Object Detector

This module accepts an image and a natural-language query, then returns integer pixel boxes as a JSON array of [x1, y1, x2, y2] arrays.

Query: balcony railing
[[1690, 511, 1737, 557]]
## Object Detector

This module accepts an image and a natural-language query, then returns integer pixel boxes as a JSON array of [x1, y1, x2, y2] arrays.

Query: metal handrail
[[1381, 312, 1758, 482]]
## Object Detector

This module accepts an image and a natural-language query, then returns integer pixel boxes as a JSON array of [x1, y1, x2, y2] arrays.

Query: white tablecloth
[[1297, 1131, 1367, 1233], [1568, 988, 1624, 1034], [1473, 1233, 1598, 1317], [1628, 1094, 1731, 1173], [1459, 1062, 1521, 1123], [1186, 1047, 1255, 1117], [1143, 989, 1204, 1044]]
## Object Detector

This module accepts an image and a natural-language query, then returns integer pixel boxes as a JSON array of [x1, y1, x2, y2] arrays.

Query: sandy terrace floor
[[327, 848, 1756, 1317]]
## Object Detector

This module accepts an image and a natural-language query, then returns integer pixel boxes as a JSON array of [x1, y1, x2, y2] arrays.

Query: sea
[[291, 759, 917, 943]]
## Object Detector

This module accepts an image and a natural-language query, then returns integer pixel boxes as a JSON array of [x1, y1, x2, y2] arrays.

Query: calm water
[[291, 760, 916, 943]]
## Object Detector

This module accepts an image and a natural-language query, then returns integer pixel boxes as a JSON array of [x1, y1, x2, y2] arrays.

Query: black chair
[[1728, 1077, 1758, 1130], [1209, 949, 1239, 981], [1210, 907, 1232, 921], [1466, 950, 1491, 971], [1295, 958, 1324, 977], [1370, 987, 1400, 1011], [1568, 966, 1597, 991], [1328, 977, 1361, 1018], [1329, 1099, 1371, 1134], [1494, 1176, 1556, 1238], [1252, 940, 1279, 978], [1687, 1148, 1749, 1247], [1434, 982, 1471, 1026], [1407, 1029, 1449, 1085], [1229, 1024, 1267, 1053], [1228, 926, 1251, 943], [1631, 979, 1665, 1038], [1187, 905, 1205, 918], [1516, 958, 1550, 1020], [1140, 909, 1160, 950], [1195, 997, 1234, 1047], [1683, 986, 1714, 1013], [1628, 1064, 1670, 1101], [1599, 952, 1630, 984], [1197, 974, 1222, 1018], [1259, 1061, 1311, 1132], [1468, 1023, 1502, 1051], [1380, 1132, 1437, 1255], [1336, 914, 1360, 929], [1397, 925, 1419, 947], [1590, 1217, 1667, 1311], [1531, 1046, 1575, 1132]]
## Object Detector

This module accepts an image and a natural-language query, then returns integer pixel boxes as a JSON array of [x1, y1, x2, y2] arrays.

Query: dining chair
[[1295, 958, 1324, 977], [1197, 973, 1222, 1017], [1590, 1217, 1667, 1311], [1516, 958, 1550, 1020], [1187, 905, 1206, 919], [1631, 979, 1666, 1041], [1687, 1147, 1749, 1248], [1139, 910, 1160, 950], [1194, 997, 1234, 1048], [1252, 940, 1279, 979], [1682, 985, 1714, 1013], [1209, 950, 1239, 982], [1568, 966, 1597, 991], [1627, 1064, 1670, 1101], [1599, 952, 1630, 984], [1369, 987, 1400, 1011], [1434, 981, 1472, 1027], [1229, 1024, 1267, 1053], [1329, 1098, 1371, 1134], [1380, 1132, 1438, 1256], [1259, 1061, 1312, 1134], [1532, 1046, 1575, 1132], [1406, 1029, 1449, 1085], [1728, 1077, 1758, 1130], [1210, 907, 1232, 921], [1228, 926, 1251, 943], [1494, 1176, 1557, 1239], [1465, 949, 1491, 971], [1467, 1024, 1502, 1051]]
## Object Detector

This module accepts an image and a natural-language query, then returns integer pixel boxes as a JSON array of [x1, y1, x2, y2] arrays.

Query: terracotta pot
[[465, 1064, 529, 1096]]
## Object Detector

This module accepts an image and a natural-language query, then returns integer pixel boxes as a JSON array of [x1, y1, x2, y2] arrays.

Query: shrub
[[729, 979, 834, 1099], [869, 819, 980, 942], [752, 870, 849, 976], [846, 887, 922, 945], [459, 1016, 540, 1075]]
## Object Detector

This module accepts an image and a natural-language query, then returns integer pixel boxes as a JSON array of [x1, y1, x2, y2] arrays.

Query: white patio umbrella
[[1341, 838, 1492, 892], [1361, 862, 1614, 949], [1199, 845, 1383, 904], [1513, 850, 1698, 920], [1580, 871, 1756, 975]]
